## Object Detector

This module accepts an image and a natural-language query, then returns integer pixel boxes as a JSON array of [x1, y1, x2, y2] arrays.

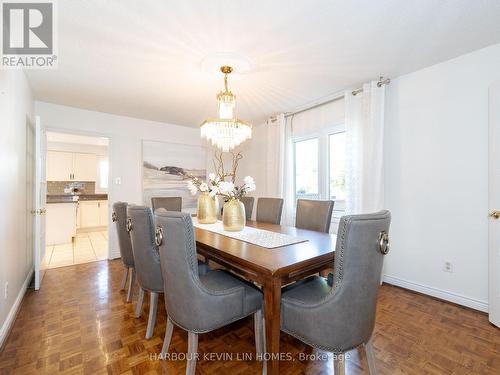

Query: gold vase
[[197, 192, 219, 224], [222, 198, 246, 231]]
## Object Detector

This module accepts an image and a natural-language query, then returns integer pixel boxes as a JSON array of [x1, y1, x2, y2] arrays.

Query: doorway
[[44, 131, 110, 269]]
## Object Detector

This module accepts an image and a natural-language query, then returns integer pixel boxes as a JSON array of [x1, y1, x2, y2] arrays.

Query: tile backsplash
[[47, 181, 96, 195]]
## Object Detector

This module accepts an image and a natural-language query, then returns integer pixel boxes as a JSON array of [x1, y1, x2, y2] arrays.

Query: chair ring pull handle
[[126, 218, 133, 233], [112, 212, 117, 222], [155, 226, 163, 247], [378, 231, 390, 255]]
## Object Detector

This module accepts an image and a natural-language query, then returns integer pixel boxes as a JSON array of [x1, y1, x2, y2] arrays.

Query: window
[[293, 126, 346, 221], [294, 138, 319, 201], [98, 157, 109, 190]]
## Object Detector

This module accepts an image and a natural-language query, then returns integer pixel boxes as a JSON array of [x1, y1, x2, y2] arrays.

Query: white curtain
[[345, 81, 386, 214], [266, 113, 295, 225]]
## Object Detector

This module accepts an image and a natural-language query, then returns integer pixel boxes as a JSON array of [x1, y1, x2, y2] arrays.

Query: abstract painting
[[142, 140, 206, 213]]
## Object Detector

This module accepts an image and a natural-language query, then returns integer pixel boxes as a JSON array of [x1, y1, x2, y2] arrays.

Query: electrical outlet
[[4, 282, 8, 299], [444, 261, 453, 273]]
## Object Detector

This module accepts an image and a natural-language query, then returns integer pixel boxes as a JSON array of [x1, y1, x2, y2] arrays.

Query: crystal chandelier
[[200, 66, 252, 152]]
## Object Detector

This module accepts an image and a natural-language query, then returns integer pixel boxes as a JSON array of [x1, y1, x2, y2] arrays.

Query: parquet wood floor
[[1, 260, 499, 374]]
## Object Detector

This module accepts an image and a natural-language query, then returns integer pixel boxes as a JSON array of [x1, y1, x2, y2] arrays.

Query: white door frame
[[44, 127, 114, 260], [489, 81, 500, 327]]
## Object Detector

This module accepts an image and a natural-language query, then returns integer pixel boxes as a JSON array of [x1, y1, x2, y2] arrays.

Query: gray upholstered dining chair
[[280, 210, 391, 375], [151, 196, 182, 212], [240, 196, 255, 220], [128, 206, 211, 339], [112, 202, 135, 302], [127, 205, 165, 339], [295, 199, 334, 233], [256, 197, 284, 224], [154, 210, 264, 375]]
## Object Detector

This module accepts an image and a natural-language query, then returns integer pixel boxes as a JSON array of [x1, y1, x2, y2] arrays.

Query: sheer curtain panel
[[345, 81, 386, 214]]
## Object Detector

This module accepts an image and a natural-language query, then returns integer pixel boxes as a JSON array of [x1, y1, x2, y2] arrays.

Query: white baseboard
[[383, 275, 489, 313], [0, 268, 33, 349]]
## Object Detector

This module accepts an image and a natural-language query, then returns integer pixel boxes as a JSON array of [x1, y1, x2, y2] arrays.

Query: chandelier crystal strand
[[200, 66, 252, 152]]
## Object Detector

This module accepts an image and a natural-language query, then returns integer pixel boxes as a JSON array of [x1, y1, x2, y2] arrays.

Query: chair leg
[[365, 338, 378, 375], [126, 268, 135, 302], [120, 267, 129, 290], [145, 292, 159, 339], [134, 287, 145, 318], [186, 332, 198, 375], [254, 310, 264, 361], [161, 316, 174, 356], [333, 352, 345, 375]]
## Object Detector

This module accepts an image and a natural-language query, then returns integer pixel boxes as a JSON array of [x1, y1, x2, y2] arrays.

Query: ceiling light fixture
[[200, 66, 252, 152]]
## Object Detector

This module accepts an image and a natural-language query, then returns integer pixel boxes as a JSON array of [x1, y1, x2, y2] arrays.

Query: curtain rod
[[270, 76, 390, 121], [351, 77, 391, 96]]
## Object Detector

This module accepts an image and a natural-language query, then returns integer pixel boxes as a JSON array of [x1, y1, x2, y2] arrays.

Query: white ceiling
[[27, 0, 500, 127]]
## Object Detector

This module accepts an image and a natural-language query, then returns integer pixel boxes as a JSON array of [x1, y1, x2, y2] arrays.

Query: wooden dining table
[[194, 220, 337, 375]]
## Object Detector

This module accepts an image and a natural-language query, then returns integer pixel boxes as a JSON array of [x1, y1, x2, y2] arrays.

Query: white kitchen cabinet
[[46, 151, 97, 181], [79, 201, 100, 228], [77, 200, 109, 229], [47, 151, 73, 181], [46, 203, 77, 245], [98, 200, 108, 226], [73, 153, 97, 181]]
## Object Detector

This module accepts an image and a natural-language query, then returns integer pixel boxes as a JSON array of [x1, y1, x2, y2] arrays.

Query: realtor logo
[[1, 0, 57, 68]]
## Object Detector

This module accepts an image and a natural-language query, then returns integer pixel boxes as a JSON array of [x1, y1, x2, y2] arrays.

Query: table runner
[[193, 219, 308, 249]]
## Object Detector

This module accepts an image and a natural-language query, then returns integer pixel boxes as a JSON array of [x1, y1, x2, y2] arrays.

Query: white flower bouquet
[[218, 175, 256, 201], [186, 173, 221, 197], [185, 151, 256, 201]]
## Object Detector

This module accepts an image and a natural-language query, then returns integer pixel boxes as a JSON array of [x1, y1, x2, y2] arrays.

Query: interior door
[[489, 81, 500, 327], [26, 118, 35, 272], [34, 116, 47, 290]]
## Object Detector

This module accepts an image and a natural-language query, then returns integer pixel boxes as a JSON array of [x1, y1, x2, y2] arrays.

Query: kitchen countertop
[[47, 194, 108, 204]]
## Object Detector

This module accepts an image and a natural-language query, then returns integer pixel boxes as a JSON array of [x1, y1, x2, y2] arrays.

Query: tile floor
[[45, 230, 108, 269]]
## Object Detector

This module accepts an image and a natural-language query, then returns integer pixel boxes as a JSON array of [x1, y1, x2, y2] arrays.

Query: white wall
[[35, 102, 206, 258], [232, 124, 268, 219], [383, 43, 500, 311], [0, 70, 34, 346]]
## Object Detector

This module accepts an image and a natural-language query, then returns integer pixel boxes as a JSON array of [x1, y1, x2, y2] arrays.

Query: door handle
[[489, 211, 500, 219]]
